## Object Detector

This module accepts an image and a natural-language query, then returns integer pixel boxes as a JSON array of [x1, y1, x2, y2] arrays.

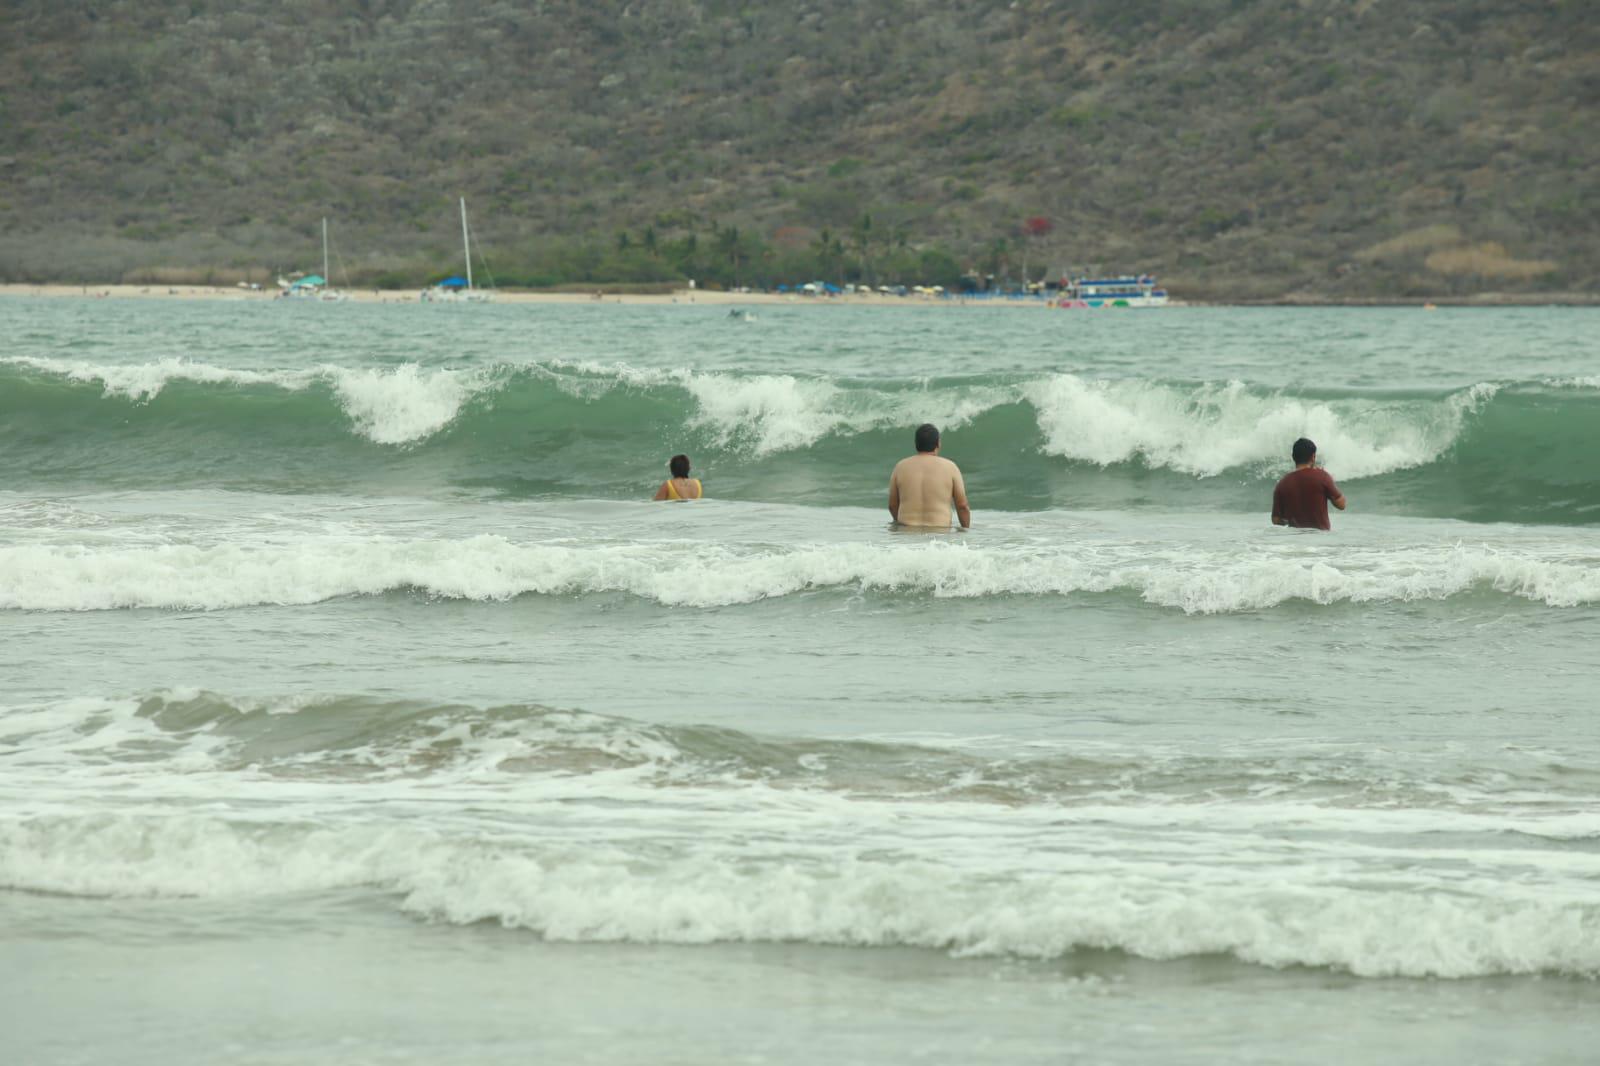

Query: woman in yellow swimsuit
[[653, 454, 703, 500]]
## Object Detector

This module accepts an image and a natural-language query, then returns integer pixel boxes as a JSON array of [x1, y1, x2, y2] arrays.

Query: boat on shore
[[422, 198, 493, 303], [1056, 275, 1168, 308], [278, 218, 348, 302]]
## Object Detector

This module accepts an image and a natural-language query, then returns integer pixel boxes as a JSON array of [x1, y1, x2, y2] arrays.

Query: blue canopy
[[292, 274, 325, 288], [437, 275, 468, 289]]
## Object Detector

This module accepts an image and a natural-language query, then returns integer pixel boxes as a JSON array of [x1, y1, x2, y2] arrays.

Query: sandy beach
[[6, 282, 1596, 307], [0, 282, 1009, 308]]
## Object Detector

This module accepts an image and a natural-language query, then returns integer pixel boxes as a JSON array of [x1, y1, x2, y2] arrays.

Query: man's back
[[1272, 467, 1341, 530], [890, 453, 967, 528]]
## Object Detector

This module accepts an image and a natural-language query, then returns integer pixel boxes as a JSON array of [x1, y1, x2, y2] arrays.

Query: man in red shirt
[[1271, 438, 1348, 530]]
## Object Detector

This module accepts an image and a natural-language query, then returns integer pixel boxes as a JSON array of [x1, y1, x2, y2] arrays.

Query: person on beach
[[888, 423, 971, 530], [653, 454, 703, 501], [1271, 437, 1347, 530]]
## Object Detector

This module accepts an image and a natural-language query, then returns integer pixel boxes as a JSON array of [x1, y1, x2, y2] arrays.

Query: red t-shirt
[[1272, 467, 1342, 530]]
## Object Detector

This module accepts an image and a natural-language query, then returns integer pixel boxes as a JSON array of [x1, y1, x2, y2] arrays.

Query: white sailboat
[[422, 198, 494, 302], [278, 217, 348, 301]]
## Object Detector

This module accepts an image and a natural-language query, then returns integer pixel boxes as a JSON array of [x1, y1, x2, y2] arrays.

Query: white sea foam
[[324, 365, 488, 445], [3, 535, 1597, 612], [1027, 375, 1496, 478], [397, 848, 1600, 979], [1, 354, 293, 399], [685, 372, 848, 452], [1, 812, 1594, 979]]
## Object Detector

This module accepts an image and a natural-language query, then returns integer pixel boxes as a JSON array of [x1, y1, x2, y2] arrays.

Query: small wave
[[10, 693, 1599, 817], [2, 812, 1595, 979], [3, 536, 1597, 612], [0, 353, 309, 400], [1543, 375, 1600, 390]]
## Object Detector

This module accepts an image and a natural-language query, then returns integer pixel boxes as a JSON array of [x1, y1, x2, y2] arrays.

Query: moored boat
[[422, 198, 494, 302], [278, 218, 349, 301], [1057, 275, 1169, 308]]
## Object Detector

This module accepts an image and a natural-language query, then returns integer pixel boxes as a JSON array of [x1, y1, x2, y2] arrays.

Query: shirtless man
[[1271, 437, 1347, 530], [888, 423, 971, 530]]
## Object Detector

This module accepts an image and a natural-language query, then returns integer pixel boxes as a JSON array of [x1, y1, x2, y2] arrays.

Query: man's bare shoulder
[[894, 454, 957, 475]]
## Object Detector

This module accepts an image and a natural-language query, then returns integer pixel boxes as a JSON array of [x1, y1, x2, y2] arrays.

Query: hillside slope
[[1, 0, 1595, 297]]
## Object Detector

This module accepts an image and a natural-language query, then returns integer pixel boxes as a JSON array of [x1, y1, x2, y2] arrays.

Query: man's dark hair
[[914, 423, 940, 453], [1292, 438, 1317, 465], [669, 454, 691, 478]]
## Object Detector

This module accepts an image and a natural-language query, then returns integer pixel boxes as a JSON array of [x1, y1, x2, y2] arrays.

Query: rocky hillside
[[1, 0, 1595, 298]]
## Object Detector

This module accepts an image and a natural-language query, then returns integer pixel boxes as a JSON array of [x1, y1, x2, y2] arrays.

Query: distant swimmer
[[888, 423, 971, 530], [1271, 437, 1347, 530], [653, 454, 703, 501]]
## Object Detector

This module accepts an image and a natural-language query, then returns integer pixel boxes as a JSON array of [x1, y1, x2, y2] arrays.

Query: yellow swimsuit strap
[[665, 479, 680, 500]]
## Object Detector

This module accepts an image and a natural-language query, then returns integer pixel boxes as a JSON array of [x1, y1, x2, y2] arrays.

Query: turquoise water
[[2, 297, 1598, 1064]]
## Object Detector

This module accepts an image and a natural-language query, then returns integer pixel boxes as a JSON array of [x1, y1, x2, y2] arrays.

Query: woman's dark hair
[[914, 423, 940, 453], [1292, 438, 1317, 464], [669, 454, 691, 478]]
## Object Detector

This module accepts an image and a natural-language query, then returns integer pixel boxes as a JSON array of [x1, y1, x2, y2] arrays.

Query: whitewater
[[2, 297, 1598, 1065]]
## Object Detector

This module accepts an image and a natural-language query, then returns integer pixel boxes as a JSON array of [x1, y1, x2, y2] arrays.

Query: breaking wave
[[4, 357, 1598, 522], [3, 534, 1597, 612]]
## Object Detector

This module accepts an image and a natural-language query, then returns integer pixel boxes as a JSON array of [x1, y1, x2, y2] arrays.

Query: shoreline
[[1, 282, 1596, 308], [0, 283, 978, 308]]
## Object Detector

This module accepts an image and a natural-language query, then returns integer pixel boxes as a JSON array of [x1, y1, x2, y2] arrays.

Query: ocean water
[[2, 297, 1597, 1064]]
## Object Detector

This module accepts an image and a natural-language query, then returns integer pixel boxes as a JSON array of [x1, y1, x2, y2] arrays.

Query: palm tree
[[811, 227, 845, 284], [849, 212, 874, 284], [713, 224, 742, 287]]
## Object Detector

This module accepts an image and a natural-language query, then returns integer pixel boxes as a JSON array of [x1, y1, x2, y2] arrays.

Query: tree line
[[382, 214, 982, 292]]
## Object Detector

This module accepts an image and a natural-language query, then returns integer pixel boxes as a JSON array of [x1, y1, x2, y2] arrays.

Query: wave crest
[[1, 356, 1501, 474], [1029, 375, 1495, 478], [3, 812, 1594, 979], [4, 535, 1596, 612]]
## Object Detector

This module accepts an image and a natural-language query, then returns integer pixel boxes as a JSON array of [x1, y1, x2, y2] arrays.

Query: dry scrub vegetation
[[0, 0, 1595, 297]]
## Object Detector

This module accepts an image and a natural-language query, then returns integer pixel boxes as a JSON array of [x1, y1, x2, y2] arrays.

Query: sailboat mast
[[460, 197, 473, 291], [322, 218, 330, 283]]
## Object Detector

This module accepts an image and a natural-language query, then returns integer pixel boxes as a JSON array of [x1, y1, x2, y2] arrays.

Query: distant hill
[[1, 0, 1595, 299]]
